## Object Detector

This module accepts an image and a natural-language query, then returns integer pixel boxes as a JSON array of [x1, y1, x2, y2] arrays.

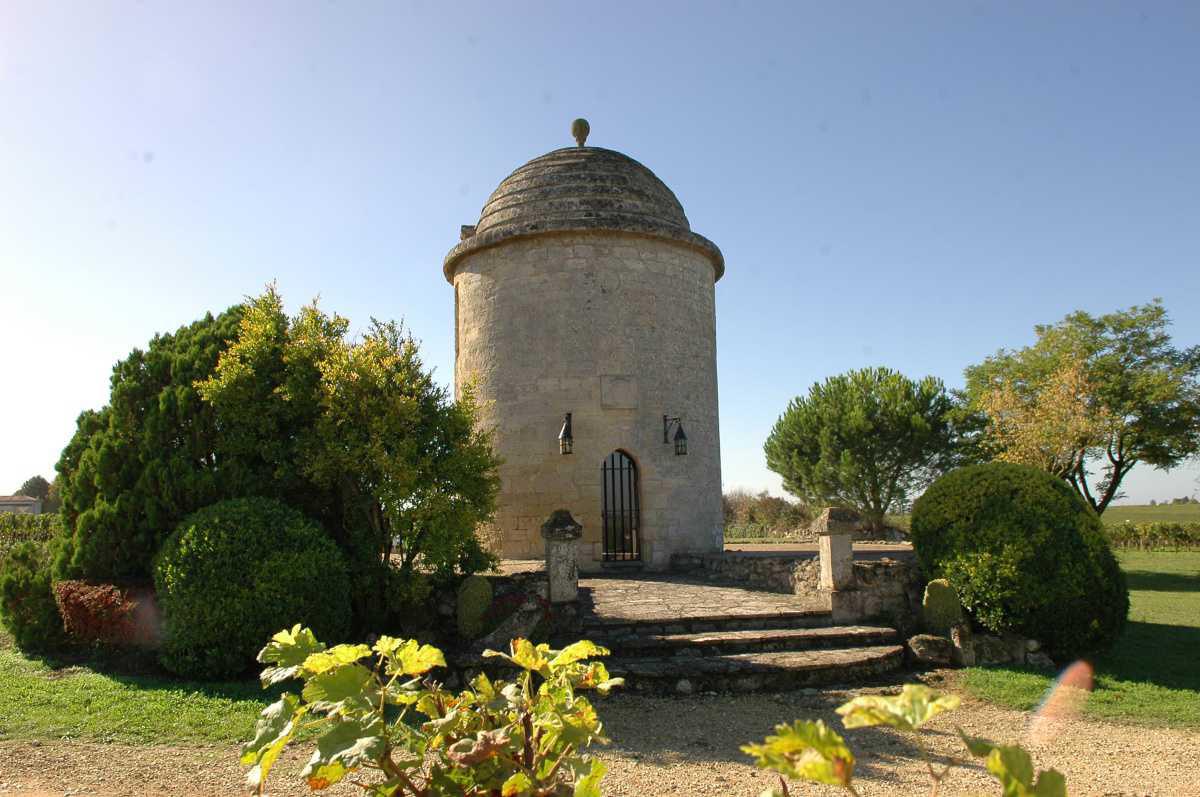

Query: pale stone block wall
[[452, 230, 723, 570]]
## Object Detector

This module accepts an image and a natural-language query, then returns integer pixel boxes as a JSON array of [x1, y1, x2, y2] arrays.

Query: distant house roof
[[0, 495, 41, 506]]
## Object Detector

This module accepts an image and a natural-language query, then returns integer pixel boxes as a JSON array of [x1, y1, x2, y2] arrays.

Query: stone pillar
[[541, 509, 583, 603], [819, 533, 854, 591]]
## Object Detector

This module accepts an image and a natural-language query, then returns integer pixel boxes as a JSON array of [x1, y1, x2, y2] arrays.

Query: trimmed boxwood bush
[[154, 497, 351, 678], [911, 462, 1128, 660], [0, 540, 67, 653]]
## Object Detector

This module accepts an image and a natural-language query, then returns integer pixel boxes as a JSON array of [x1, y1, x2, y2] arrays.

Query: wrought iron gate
[[601, 450, 641, 561]]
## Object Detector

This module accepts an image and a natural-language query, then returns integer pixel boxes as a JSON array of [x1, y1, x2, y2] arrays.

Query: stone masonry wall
[[672, 553, 820, 595], [453, 230, 723, 570], [672, 553, 924, 630]]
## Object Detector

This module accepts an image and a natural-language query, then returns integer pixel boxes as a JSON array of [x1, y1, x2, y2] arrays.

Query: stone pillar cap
[[813, 506, 861, 535], [541, 509, 583, 541]]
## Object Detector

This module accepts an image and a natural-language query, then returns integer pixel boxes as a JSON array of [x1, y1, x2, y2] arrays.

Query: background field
[[1102, 503, 1200, 524]]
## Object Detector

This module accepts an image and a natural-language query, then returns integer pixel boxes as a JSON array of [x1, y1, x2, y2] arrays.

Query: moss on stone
[[922, 578, 964, 636], [456, 574, 494, 640]]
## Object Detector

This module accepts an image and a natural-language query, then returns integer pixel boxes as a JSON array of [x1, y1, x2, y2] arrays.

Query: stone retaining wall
[[834, 559, 925, 633], [670, 553, 820, 595], [671, 552, 924, 630]]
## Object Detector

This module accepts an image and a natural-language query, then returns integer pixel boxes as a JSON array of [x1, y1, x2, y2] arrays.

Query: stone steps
[[579, 609, 834, 639], [597, 624, 899, 659], [607, 644, 906, 694], [563, 609, 905, 694]]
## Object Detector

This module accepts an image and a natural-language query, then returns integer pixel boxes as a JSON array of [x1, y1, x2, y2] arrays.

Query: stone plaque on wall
[[600, 375, 638, 409]]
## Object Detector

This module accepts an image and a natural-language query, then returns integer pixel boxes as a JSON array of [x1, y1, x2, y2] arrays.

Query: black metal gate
[[601, 450, 641, 561]]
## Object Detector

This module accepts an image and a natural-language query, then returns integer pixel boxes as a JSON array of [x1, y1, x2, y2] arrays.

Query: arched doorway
[[601, 450, 641, 561]]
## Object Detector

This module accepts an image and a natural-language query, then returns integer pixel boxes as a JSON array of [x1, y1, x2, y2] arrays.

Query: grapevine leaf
[[257, 625, 325, 686], [549, 640, 609, 668], [302, 663, 377, 715], [390, 638, 447, 676], [373, 635, 404, 658], [837, 684, 960, 732], [447, 728, 512, 766], [574, 662, 623, 695], [1032, 769, 1068, 797], [557, 698, 603, 747], [241, 693, 303, 792], [958, 728, 999, 758], [303, 644, 372, 675], [484, 638, 551, 676], [741, 719, 855, 787], [959, 730, 1064, 796], [572, 757, 607, 797], [986, 745, 1036, 794], [301, 718, 385, 790], [501, 771, 533, 797]]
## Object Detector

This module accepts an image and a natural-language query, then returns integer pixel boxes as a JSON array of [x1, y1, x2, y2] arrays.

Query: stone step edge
[[603, 624, 899, 653], [607, 645, 906, 693], [579, 609, 834, 634]]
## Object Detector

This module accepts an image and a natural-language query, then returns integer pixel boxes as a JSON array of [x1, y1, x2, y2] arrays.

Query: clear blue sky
[[2, 1, 1198, 503]]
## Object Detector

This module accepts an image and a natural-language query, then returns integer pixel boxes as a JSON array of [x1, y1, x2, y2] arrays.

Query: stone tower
[[444, 123, 725, 570]]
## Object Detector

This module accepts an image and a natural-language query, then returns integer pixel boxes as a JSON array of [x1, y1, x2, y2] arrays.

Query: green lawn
[[961, 551, 1200, 728], [0, 639, 269, 745]]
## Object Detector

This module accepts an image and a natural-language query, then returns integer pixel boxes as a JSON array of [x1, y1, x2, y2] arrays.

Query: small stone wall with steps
[[670, 553, 922, 624]]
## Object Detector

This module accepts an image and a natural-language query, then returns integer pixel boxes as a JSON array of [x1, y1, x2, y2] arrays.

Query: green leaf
[[573, 661, 623, 695], [501, 771, 533, 797], [959, 729, 1066, 797], [303, 644, 372, 675], [958, 728, 999, 758], [241, 693, 304, 793], [388, 638, 447, 676], [257, 625, 326, 686], [837, 684, 960, 732], [741, 720, 854, 787], [572, 757, 607, 797], [549, 640, 609, 668], [484, 638, 551, 676], [300, 718, 385, 790], [1032, 769, 1068, 797], [302, 663, 377, 715], [986, 745, 1036, 794]]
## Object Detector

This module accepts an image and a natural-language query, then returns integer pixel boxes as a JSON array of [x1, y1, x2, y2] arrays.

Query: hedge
[[0, 513, 63, 563]]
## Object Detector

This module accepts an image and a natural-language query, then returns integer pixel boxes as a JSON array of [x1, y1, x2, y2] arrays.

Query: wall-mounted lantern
[[558, 413, 574, 455], [662, 415, 688, 456]]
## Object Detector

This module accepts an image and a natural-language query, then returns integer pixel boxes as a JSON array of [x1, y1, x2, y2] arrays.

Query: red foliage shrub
[[52, 580, 138, 645]]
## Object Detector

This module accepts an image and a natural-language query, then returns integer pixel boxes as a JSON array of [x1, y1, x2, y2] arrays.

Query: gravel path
[[1, 674, 1196, 796]]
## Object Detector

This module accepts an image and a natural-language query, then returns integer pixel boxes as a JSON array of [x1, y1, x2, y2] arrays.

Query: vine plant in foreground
[[241, 626, 622, 796], [742, 684, 1068, 797]]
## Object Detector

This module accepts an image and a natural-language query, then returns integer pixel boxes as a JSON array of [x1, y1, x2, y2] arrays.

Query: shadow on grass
[[1122, 568, 1200, 593], [1092, 621, 1200, 692], [968, 620, 1200, 695], [8, 638, 273, 705]]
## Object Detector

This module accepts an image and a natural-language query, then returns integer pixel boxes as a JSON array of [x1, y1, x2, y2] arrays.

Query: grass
[[0, 635, 270, 745], [1102, 502, 1200, 524], [961, 550, 1200, 728]]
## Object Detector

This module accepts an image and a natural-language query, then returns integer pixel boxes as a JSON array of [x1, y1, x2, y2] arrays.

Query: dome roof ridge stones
[[443, 126, 723, 282]]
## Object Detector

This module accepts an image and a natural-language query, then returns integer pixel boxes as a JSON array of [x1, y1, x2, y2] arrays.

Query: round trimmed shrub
[[0, 540, 67, 653], [911, 462, 1128, 660], [154, 497, 351, 678]]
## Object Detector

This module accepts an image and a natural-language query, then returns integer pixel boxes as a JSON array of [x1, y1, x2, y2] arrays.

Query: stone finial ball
[[571, 118, 590, 147]]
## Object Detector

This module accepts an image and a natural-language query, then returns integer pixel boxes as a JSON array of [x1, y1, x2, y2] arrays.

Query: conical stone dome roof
[[443, 146, 723, 281]]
